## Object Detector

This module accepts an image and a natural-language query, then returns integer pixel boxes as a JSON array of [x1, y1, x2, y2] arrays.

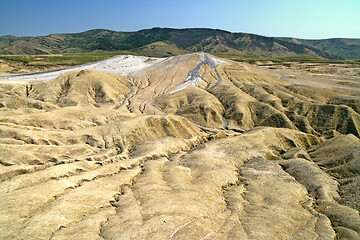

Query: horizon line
[[1, 27, 360, 40]]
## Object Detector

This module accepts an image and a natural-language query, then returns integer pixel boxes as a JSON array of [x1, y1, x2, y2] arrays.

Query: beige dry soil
[[0, 53, 359, 239]]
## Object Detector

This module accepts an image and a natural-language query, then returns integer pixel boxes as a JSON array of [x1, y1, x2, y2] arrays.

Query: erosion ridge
[[0, 53, 359, 239]]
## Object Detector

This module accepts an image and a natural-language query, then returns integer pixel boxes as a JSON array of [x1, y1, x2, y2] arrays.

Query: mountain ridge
[[2, 28, 359, 59]]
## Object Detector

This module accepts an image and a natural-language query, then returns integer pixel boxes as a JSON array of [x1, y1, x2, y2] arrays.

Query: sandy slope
[[0, 53, 359, 239]]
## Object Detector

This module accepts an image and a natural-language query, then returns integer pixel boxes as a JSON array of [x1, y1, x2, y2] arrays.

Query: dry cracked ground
[[0, 53, 359, 240]]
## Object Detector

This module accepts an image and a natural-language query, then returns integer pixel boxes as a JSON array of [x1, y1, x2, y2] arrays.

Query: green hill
[[279, 37, 360, 59], [1, 28, 359, 59]]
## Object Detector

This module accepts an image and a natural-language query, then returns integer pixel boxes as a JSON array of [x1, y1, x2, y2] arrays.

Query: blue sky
[[0, 0, 359, 39]]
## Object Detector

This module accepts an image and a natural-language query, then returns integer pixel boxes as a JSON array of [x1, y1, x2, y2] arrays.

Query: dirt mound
[[27, 69, 132, 107], [154, 86, 225, 128], [0, 109, 204, 166], [293, 103, 360, 137], [0, 53, 359, 239]]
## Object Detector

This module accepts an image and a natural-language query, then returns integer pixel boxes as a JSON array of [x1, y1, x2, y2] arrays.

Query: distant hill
[[1, 28, 359, 59], [278, 37, 360, 60]]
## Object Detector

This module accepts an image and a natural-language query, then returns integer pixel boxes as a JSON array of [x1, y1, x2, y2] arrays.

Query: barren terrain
[[0, 53, 359, 239]]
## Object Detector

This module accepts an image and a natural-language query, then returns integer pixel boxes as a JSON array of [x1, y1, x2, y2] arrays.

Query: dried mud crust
[[0, 53, 359, 239], [1, 126, 359, 239]]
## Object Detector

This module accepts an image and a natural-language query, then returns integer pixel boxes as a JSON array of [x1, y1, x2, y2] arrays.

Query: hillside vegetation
[[280, 37, 360, 60], [1, 28, 359, 59]]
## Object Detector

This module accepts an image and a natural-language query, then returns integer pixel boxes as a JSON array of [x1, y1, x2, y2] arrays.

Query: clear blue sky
[[0, 0, 359, 39]]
